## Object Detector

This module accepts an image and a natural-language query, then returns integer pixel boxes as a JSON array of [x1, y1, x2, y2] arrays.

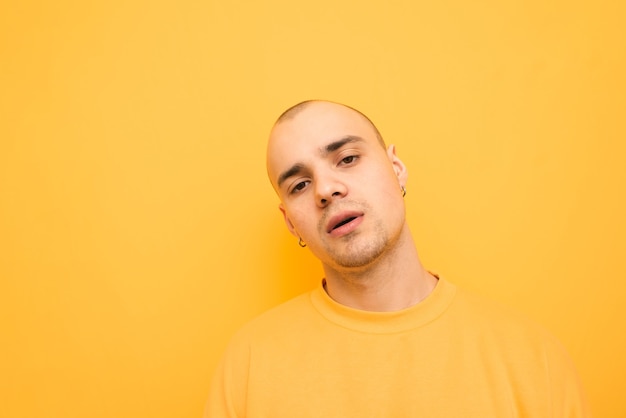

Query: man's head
[[266, 100, 409, 272]]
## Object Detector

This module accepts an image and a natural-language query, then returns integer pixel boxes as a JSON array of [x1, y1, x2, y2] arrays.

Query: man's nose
[[315, 175, 347, 207]]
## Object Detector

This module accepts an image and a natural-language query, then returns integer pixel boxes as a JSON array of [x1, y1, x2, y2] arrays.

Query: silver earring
[[401, 186, 406, 197], [298, 237, 307, 248]]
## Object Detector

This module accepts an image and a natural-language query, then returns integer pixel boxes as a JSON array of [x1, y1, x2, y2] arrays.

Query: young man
[[205, 100, 590, 417]]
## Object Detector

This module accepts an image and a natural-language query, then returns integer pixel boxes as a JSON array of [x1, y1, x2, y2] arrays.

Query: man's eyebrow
[[323, 135, 364, 155], [277, 163, 305, 188]]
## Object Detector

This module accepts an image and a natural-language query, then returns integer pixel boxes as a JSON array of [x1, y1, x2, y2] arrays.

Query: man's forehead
[[269, 102, 376, 147]]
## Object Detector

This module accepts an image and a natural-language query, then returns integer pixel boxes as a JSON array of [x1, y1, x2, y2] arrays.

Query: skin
[[267, 101, 437, 312]]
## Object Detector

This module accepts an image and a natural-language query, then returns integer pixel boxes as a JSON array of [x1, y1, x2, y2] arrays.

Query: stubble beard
[[318, 200, 390, 269], [326, 225, 389, 269]]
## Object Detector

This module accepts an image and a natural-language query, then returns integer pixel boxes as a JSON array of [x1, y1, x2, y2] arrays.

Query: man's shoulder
[[449, 282, 566, 352], [228, 289, 317, 346]]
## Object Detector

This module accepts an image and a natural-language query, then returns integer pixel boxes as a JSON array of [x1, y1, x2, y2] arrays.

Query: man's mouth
[[326, 211, 364, 235], [332, 217, 357, 230]]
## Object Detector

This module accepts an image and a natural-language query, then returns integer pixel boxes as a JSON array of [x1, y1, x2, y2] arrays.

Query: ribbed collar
[[309, 277, 457, 334]]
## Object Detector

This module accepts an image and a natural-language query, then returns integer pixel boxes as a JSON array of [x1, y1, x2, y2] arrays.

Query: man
[[205, 100, 590, 417]]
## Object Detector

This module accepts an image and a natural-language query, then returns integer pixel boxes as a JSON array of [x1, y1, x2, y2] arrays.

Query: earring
[[401, 186, 407, 197], [298, 237, 307, 248]]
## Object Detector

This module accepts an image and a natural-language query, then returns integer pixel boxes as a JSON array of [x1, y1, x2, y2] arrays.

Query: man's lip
[[326, 211, 364, 233]]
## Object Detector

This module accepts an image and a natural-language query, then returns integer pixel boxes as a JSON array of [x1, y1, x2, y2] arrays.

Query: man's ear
[[279, 204, 299, 237], [387, 144, 408, 187]]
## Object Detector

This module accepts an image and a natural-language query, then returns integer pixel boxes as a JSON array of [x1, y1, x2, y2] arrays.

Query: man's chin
[[327, 244, 387, 270]]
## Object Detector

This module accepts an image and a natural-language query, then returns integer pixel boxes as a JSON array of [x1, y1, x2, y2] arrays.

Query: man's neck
[[321, 228, 438, 312]]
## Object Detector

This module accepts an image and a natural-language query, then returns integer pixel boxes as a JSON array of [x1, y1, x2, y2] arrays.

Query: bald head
[[273, 100, 386, 147]]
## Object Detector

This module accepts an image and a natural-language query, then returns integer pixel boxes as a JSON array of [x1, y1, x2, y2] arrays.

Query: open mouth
[[332, 217, 357, 230], [326, 211, 364, 235]]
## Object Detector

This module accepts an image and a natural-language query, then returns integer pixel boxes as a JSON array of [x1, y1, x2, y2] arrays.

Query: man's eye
[[291, 181, 308, 194], [341, 155, 357, 164]]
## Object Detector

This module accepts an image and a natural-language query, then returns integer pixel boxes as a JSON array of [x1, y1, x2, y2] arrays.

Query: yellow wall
[[1, 0, 624, 416]]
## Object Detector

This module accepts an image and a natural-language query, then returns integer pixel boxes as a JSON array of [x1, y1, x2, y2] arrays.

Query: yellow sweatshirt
[[206, 278, 590, 417]]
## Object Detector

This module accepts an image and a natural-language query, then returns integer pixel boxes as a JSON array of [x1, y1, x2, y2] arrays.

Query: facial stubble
[[317, 200, 390, 269]]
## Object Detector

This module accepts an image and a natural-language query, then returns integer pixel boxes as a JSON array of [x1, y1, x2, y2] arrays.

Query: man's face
[[267, 102, 408, 271]]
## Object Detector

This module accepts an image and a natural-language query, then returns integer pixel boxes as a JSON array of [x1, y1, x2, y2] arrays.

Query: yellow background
[[1, 0, 624, 416]]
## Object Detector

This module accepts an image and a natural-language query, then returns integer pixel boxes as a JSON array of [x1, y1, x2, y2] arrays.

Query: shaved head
[[274, 100, 386, 148]]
